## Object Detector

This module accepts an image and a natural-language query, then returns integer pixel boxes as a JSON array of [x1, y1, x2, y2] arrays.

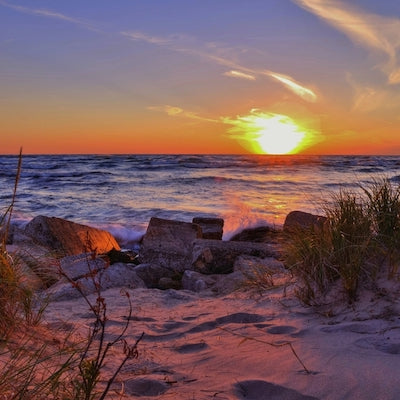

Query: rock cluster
[[6, 211, 322, 300]]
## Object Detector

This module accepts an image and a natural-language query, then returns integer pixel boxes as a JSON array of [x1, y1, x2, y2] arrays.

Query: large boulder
[[191, 239, 279, 275], [229, 225, 280, 243], [138, 217, 202, 272], [283, 211, 327, 233], [24, 216, 120, 257], [192, 217, 224, 240]]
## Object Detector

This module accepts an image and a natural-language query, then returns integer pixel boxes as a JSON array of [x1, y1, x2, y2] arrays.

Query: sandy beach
[[42, 274, 400, 400]]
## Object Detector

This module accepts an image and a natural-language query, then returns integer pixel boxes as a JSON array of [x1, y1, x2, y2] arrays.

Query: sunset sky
[[1, 0, 400, 155]]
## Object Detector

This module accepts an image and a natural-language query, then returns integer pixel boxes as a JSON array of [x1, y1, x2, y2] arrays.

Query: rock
[[230, 225, 280, 243], [283, 211, 327, 233], [24, 216, 120, 257], [182, 269, 246, 294], [6, 227, 61, 288], [192, 217, 224, 240], [192, 239, 279, 275], [48, 261, 145, 301], [59, 253, 108, 281], [158, 277, 181, 290], [182, 270, 216, 292], [134, 263, 177, 289], [139, 217, 202, 272], [105, 248, 138, 265]]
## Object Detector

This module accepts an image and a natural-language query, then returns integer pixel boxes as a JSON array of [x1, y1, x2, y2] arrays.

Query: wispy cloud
[[148, 105, 219, 123], [293, 0, 400, 84], [123, 29, 318, 102], [347, 74, 400, 114], [223, 70, 256, 81], [264, 71, 317, 102], [0, 0, 96, 30]]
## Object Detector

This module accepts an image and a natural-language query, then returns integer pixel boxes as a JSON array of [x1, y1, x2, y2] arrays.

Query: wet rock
[[192, 217, 224, 240], [230, 225, 280, 243], [24, 215, 120, 257], [283, 210, 327, 233]]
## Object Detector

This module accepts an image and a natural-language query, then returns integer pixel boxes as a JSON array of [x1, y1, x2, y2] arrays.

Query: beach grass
[[284, 177, 400, 303]]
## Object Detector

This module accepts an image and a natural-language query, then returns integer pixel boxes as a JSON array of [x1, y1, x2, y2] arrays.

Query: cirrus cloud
[[293, 0, 400, 84]]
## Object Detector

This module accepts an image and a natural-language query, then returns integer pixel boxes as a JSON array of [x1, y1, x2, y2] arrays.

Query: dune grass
[[284, 177, 400, 304]]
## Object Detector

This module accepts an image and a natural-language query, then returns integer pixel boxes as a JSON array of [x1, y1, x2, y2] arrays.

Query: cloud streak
[[293, 0, 400, 84], [148, 105, 219, 123], [0, 0, 96, 31], [123, 30, 318, 102], [224, 70, 256, 81], [264, 71, 317, 102], [2, 1, 319, 102]]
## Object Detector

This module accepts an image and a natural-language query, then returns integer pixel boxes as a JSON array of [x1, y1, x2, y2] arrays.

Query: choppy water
[[1, 154, 400, 248]]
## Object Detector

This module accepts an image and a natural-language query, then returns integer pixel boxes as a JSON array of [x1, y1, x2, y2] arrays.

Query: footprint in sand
[[320, 323, 379, 334], [215, 312, 266, 325], [174, 341, 209, 354], [354, 337, 400, 354], [148, 320, 189, 333], [234, 380, 319, 400], [186, 312, 266, 334], [123, 378, 169, 396], [266, 325, 298, 335]]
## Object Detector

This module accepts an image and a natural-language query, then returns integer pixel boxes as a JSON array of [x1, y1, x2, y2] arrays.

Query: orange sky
[[1, 0, 400, 155]]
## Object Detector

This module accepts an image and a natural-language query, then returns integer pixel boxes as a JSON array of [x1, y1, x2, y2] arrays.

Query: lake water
[[1, 154, 400, 248]]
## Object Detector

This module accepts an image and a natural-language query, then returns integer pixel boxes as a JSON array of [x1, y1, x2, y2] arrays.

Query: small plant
[[58, 251, 144, 400]]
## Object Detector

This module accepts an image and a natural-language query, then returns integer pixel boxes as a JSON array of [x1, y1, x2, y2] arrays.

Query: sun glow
[[224, 110, 316, 154]]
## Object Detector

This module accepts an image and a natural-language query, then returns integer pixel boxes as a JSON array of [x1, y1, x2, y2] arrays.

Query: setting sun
[[224, 110, 316, 155]]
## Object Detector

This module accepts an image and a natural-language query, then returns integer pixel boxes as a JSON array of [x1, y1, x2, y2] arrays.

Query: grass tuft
[[284, 178, 400, 304]]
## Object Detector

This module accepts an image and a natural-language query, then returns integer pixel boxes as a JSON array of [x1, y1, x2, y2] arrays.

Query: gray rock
[[59, 253, 108, 280], [134, 263, 177, 289], [229, 225, 280, 243], [24, 215, 120, 257], [182, 269, 245, 294], [192, 217, 224, 240], [283, 210, 327, 233], [182, 270, 216, 292], [192, 239, 278, 275], [47, 262, 145, 301], [139, 217, 202, 272]]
